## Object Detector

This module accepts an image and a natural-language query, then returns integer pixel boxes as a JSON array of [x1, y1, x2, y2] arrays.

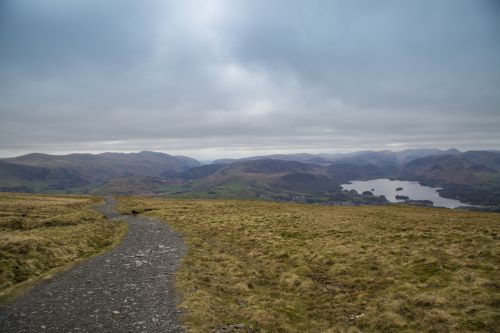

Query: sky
[[0, 0, 499, 160]]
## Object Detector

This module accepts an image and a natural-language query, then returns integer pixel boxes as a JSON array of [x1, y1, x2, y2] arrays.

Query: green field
[[119, 197, 500, 333], [0, 193, 127, 301]]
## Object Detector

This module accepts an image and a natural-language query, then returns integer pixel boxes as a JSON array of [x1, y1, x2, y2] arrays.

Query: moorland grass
[[119, 197, 500, 333], [0, 193, 127, 302]]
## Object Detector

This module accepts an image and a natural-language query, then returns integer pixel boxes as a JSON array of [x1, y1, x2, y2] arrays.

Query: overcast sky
[[0, 0, 499, 159]]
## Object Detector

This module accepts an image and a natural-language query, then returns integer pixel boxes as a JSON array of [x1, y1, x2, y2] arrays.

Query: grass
[[0, 192, 127, 302], [118, 197, 500, 333]]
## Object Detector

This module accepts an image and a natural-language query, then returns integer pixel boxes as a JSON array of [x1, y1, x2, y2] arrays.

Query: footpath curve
[[0, 196, 185, 333]]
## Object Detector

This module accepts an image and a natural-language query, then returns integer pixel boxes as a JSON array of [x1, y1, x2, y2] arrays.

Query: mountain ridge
[[1, 149, 499, 206], [0, 151, 200, 192]]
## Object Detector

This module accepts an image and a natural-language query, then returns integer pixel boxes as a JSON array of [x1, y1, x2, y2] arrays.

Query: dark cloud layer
[[0, 0, 499, 159]]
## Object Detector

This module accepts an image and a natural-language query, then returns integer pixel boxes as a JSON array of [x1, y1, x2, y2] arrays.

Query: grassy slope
[[0, 193, 127, 301], [119, 197, 500, 333], [164, 178, 293, 200]]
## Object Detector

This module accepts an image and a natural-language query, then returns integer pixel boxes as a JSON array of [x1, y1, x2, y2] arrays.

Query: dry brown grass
[[0, 193, 127, 301], [119, 197, 500, 333]]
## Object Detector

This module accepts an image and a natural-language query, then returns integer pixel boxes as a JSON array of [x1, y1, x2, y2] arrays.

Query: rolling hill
[[1, 149, 500, 206], [157, 159, 389, 204], [401, 151, 500, 205], [0, 151, 200, 193], [170, 150, 500, 205], [213, 153, 336, 165]]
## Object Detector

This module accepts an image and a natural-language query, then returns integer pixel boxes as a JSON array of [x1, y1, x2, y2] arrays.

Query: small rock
[[213, 323, 253, 332], [349, 313, 365, 321], [112, 310, 120, 315]]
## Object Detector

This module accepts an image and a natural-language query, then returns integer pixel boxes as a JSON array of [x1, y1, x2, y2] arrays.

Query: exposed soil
[[0, 196, 185, 332]]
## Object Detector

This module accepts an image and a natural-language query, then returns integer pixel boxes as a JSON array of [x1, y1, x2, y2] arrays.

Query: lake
[[341, 179, 470, 209]]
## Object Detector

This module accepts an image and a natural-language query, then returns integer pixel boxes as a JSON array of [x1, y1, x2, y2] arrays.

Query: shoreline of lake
[[341, 179, 471, 209]]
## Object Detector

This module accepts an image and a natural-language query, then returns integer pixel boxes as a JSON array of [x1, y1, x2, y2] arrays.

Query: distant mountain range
[[213, 148, 462, 167], [1, 149, 499, 206]]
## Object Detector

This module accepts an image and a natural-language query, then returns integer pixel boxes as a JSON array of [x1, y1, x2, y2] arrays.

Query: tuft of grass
[[119, 197, 500, 333], [0, 193, 127, 302]]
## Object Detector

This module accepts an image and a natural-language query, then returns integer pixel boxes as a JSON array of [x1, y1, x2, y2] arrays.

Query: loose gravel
[[0, 196, 185, 333]]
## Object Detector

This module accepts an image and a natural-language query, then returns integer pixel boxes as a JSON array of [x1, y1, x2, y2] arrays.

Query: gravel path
[[0, 196, 185, 333]]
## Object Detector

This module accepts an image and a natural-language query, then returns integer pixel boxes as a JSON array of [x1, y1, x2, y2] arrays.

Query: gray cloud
[[0, 0, 499, 159]]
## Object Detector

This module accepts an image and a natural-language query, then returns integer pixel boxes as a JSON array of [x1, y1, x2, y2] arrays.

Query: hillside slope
[[2, 149, 500, 205], [0, 151, 200, 192], [402, 152, 500, 205], [162, 159, 388, 204], [119, 196, 500, 332], [0, 193, 126, 301]]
